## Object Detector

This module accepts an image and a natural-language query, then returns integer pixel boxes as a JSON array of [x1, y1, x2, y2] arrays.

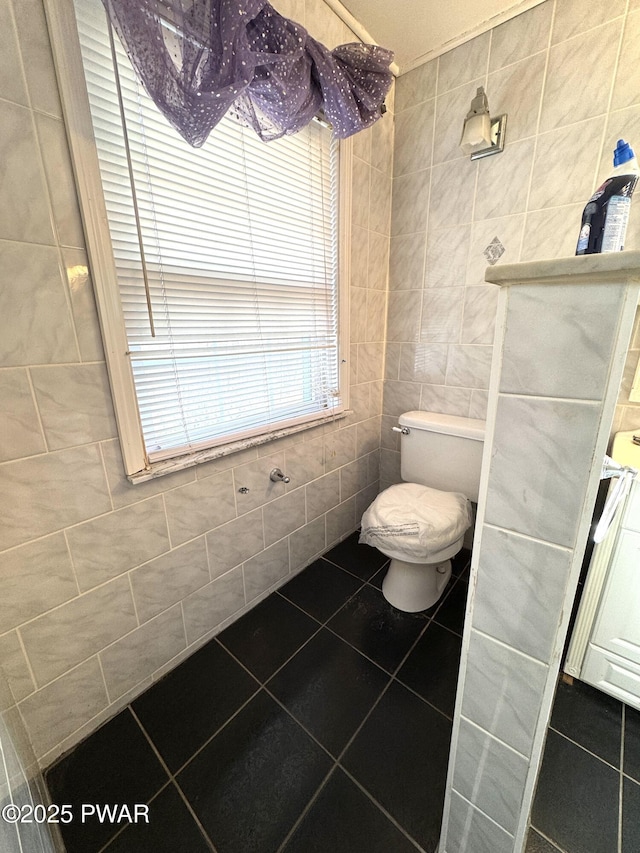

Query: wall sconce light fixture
[[459, 86, 507, 160]]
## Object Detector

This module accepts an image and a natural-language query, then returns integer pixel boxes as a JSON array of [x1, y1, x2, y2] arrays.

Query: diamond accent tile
[[484, 236, 506, 265]]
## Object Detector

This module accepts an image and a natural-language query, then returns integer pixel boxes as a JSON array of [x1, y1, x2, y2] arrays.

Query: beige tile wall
[[0, 0, 393, 766], [8, 0, 638, 778], [442, 268, 639, 853], [0, 664, 63, 851], [383, 0, 640, 487], [614, 306, 640, 433]]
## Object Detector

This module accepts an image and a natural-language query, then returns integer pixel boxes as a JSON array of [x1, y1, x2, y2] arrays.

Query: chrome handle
[[391, 426, 410, 435], [601, 455, 624, 479], [270, 467, 290, 484], [593, 456, 638, 543]]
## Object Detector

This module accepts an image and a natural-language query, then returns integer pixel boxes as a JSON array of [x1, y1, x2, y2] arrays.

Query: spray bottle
[[576, 139, 640, 255]]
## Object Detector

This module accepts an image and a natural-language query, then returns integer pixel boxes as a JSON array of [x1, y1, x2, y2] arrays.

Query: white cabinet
[[580, 480, 640, 708], [565, 429, 640, 706]]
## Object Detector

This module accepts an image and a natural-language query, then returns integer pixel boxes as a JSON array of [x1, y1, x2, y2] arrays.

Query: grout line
[[126, 573, 141, 628], [391, 674, 456, 725], [482, 521, 574, 552], [461, 712, 529, 761], [203, 526, 213, 582], [430, 613, 466, 643], [549, 8, 628, 48], [14, 629, 38, 698], [339, 765, 429, 852], [94, 779, 173, 853], [232, 619, 323, 684], [517, 0, 555, 261], [319, 552, 388, 579], [273, 555, 456, 678], [484, 27, 492, 88], [274, 764, 338, 852], [319, 577, 466, 741], [130, 645, 338, 853], [179, 601, 189, 653], [449, 787, 516, 837], [96, 652, 112, 708], [118, 708, 171, 776], [125, 707, 219, 852], [496, 390, 603, 405], [262, 685, 339, 764], [527, 824, 571, 853], [548, 724, 622, 773], [24, 367, 50, 454], [167, 780, 219, 853], [160, 493, 173, 550], [49, 548, 466, 851], [593, 0, 629, 197], [322, 619, 399, 675], [0, 437, 110, 469], [471, 625, 549, 667], [62, 529, 82, 597], [144, 670, 258, 778], [8, 0, 84, 375], [619, 702, 626, 853], [218, 561, 466, 853]]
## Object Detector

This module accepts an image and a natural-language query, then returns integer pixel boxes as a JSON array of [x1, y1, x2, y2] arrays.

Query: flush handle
[[391, 426, 410, 435]]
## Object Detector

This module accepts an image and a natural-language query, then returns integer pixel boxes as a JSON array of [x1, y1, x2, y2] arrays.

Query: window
[[47, 0, 350, 479]]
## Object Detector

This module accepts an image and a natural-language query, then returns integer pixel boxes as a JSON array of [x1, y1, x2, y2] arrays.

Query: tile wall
[[5, 0, 640, 803], [382, 0, 640, 488], [0, 0, 393, 767], [440, 259, 640, 853], [385, 2, 640, 846], [0, 663, 62, 851], [614, 307, 640, 433]]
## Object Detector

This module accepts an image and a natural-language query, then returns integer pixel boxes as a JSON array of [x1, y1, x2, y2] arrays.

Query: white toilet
[[360, 411, 485, 612]]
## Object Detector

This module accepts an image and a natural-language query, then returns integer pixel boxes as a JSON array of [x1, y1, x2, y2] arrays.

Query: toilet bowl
[[382, 555, 456, 613], [361, 481, 472, 611], [360, 411, 485, 613]]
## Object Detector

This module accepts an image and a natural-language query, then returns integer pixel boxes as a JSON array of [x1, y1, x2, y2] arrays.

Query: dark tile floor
[[529, 678, 640, 853], [45, 532, 470, 853]]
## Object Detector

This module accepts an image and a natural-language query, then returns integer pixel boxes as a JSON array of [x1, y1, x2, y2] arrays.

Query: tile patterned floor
[[528, 678, 640, 853], [45, 532, 470, 853]]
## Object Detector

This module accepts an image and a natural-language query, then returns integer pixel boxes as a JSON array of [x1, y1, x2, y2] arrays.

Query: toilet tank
[[398, 411, 485, 502]]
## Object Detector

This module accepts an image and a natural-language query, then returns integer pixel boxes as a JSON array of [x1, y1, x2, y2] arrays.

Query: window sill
[[127, 410, 350, 484]]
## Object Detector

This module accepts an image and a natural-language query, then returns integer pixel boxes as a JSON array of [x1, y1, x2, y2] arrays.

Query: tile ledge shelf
[[128, 411, 350, 484], [485, 251, 640, 287]]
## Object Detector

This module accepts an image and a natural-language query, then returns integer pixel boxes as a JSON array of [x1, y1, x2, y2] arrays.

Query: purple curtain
[[101, 0, 394, 146]]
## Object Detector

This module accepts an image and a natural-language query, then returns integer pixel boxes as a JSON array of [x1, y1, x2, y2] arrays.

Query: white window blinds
[[74, 0, 343, 463]]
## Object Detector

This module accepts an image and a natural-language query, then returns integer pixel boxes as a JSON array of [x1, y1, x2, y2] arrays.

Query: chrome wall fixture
[[459, 85, 507, 160], [269, 467, 290, 483]]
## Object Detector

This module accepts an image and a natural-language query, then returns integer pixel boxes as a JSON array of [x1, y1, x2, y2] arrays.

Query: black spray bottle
[[576, 139, 640, 255]]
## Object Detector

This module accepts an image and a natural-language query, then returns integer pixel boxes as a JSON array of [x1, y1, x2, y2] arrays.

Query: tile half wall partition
[[439, 252, 640, 853]]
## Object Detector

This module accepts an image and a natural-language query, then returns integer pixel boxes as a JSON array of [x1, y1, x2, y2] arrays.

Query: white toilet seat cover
[[359, 483, 472, 562]]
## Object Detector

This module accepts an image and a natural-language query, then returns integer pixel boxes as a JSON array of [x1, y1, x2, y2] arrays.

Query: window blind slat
[[75, 0, 341, 458]]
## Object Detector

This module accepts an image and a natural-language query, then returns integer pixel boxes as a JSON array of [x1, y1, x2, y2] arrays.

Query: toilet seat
[[359, 482, 472, 563]]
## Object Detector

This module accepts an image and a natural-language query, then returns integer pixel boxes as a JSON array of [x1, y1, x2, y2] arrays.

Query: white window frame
[[44, 0, 351, 482]]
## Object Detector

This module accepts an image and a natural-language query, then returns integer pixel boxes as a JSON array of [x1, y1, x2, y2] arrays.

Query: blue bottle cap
[[614, 139, 635, 167]]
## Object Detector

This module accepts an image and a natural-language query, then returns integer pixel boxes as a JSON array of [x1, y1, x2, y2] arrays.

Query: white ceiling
[[338, 0, 546, 74]]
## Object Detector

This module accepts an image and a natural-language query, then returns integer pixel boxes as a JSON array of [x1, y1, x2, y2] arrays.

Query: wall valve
[[270, 468, 290, 484]]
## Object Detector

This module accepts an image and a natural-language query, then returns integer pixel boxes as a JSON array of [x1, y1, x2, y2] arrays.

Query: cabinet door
[[582, 530, 640, 708]]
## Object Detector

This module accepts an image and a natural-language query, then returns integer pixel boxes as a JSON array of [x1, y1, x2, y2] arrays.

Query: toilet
[[360, 411, 485, 612]]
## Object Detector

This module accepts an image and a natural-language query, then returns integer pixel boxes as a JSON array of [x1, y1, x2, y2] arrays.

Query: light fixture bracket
[[470, 113, 507, 160]]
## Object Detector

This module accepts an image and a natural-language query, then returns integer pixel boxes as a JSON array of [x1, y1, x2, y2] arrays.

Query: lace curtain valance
[[101, 0, 394, 146]]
